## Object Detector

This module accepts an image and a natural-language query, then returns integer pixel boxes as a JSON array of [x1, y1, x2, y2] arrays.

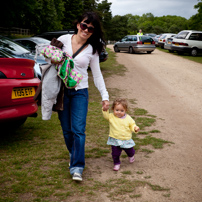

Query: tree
[[62, 0, 83, 29], [0, 0, 65, 34], [188, 0, 202, 30], [126, 14, 140, 35], [108, 15, 128, 40], [97, 0, 112, 40], [32, 0, 65, 33], [82, 0, 98, 12]]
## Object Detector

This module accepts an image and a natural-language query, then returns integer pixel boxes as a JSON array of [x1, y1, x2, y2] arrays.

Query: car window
[[175, 31, 189, 39], [0, 37, 30, 56], [121, 37, 128, 42], [147, 34, 156, 37], [139, 36, 153, 42], [132, 36, 137, 41], [17, 40, 36, 51], [0, 52, 6, 58], [127, 36, 133, 41], [188, 33, 202, 41]]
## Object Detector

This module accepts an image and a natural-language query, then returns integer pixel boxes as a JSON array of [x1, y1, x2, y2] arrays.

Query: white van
[[171, 30, 202, 56]]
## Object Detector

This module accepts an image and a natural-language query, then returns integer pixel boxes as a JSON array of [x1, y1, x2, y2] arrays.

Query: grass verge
[[0, 48, 172, 201]]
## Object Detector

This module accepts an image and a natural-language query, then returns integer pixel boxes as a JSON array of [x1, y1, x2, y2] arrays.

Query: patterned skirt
[[107, 137, 135, 149]]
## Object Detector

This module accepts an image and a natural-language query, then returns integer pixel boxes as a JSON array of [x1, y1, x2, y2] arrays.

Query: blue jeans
[[58, 88, 89, 175]]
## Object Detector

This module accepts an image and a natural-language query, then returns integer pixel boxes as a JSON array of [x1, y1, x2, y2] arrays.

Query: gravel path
[[105, 45, 202, 201]]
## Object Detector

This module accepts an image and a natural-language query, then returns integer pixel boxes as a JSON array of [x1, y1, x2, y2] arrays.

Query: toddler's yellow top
[[102, 110, 138, 140]]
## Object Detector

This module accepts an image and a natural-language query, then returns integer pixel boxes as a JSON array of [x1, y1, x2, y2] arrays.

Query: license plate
[[12, 87, 35, 99], [175, 43, 179, 46], [144, 42, 151, 44], [168, 42, 171, 44]]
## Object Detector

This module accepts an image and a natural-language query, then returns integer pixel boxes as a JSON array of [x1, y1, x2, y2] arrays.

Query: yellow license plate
[[12, 87, 35, 99], [175, 43, 179, 46], [144, 42, 151, 44], [168, 42, 171, 44]]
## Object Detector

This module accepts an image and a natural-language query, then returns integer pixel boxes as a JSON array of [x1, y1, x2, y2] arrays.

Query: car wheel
[[129, 47, 134, 54], [190, 48, 198, 57], [147, 51, 152, 54], [114, 46, 120, 52]]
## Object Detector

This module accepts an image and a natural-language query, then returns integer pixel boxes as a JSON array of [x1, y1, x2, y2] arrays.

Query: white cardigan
[[41, 63, 61, 120], [57, 34, 109, 101]]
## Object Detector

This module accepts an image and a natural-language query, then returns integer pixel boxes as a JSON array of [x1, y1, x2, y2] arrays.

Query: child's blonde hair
[[111, 98, 128, 111]]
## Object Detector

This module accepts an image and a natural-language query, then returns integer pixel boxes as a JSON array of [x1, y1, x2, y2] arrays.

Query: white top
[[57, 34, 109, 101]]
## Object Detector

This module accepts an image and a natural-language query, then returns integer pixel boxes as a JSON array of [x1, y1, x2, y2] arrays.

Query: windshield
[[139, 36, 154, 42], [0, 36, 30, 56], [174, 31, 189, 39]]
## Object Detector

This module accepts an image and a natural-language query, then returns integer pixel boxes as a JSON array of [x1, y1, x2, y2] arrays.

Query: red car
[[0, 58, 40, 128]]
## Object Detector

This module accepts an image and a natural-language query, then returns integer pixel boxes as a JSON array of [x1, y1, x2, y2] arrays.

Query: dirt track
[[105, 45, 202, 201]]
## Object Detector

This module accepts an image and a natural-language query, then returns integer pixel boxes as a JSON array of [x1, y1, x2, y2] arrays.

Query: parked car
[[35, 31, 108, 62], [35, 30, 75, 41], [144, 33, 157, 38], [164, 37, 175, 52], [154, 34, 162, 46], [171, 30, 202, 56], [99, 47, 108, 62], [0, 58, 40, 128], [14, 37, 50, 53], [158, 33, 176, 49], [113, 35, 156, 54], [0, 35, 48, 79]]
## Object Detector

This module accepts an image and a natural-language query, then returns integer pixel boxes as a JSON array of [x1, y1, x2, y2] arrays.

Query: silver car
[[164, 37, 175, 53], [14, 37, 50, 53], [171, 30, 202, 56], [0, 35, 47, 79], [114, 35, 156, 54]]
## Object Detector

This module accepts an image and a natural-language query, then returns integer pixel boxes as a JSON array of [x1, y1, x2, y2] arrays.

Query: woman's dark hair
[[74, 12, 105, 55]]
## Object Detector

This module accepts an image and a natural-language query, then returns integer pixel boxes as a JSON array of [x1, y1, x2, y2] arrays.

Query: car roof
[[179, 30, 202, 33], [14, 37, 50, 43]]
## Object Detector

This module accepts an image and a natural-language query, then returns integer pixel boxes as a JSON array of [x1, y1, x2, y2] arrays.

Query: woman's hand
[[51, 60, 61, 65], [102, 100, 110, 111]]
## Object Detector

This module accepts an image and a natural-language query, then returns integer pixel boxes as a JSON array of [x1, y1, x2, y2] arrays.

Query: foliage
[[108, 15, 129, 40], [188, 0, 202, 30], [0, 0, 201, 39], [97, 0, 112, 40], [62, 0, 83, 29]]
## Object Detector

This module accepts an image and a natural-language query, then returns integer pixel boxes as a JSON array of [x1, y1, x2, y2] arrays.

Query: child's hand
[[134, 126, 140, 132], [102, 100, 110, 111]]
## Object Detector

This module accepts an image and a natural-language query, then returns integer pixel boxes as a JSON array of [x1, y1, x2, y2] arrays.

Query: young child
[[102, 98, 140, 171]]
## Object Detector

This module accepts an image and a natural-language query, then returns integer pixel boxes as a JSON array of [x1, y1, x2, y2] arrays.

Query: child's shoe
[[113, 164, 120, 171], [129, 156, 135, 163]]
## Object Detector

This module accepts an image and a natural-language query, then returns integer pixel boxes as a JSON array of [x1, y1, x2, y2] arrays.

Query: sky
[[108, 0, 199, 19]]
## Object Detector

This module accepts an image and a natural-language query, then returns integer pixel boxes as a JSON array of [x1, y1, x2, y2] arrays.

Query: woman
[[57, 12, 110, 181]]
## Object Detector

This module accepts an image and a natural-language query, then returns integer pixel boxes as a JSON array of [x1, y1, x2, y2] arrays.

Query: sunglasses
[[80, 23, 94, 33]]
